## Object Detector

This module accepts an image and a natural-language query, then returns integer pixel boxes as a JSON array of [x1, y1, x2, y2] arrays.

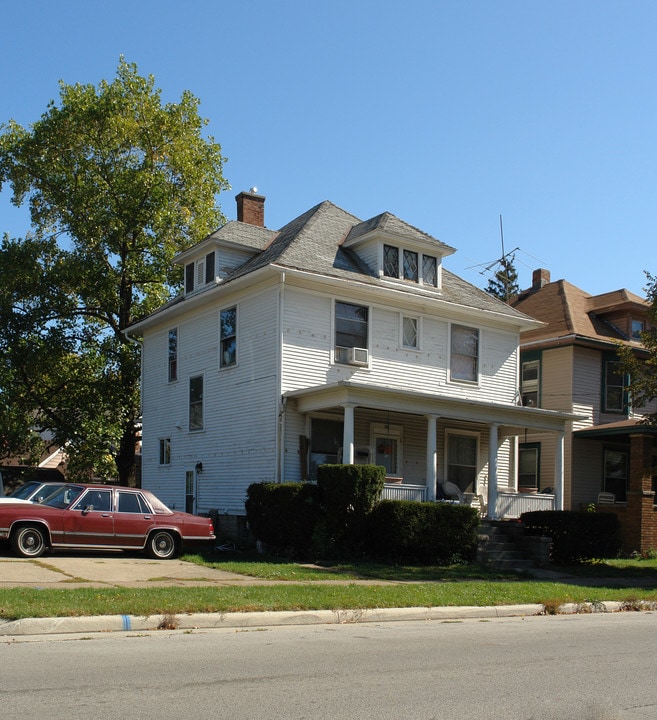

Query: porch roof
[[574, 419, 657, 439], [283, 381, 580, 434]]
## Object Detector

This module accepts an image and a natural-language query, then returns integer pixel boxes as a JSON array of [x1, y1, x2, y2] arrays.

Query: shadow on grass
[[185, 549, 657, 588]]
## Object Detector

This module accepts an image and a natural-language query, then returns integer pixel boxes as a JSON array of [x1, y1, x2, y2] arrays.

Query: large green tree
[[618, 272, 657, 425], [0, 58, 228, 483]]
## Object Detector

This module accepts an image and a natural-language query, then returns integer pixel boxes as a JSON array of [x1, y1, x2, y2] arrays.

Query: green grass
[[1, 552, 657, 621]]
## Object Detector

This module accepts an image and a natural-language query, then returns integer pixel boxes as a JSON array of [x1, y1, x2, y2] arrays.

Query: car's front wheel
[[12, 525, 48, 558], [147, 530, 179, 559]]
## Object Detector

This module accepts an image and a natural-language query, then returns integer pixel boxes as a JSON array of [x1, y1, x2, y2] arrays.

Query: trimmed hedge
[[365, 500, 480, 564], [314, 464, 386, 557], [245, 466, 480, 564], [245, 481, 320, 553], [521, 510, 622, 564]]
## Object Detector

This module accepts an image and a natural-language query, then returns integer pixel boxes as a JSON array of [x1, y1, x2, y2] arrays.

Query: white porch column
[[426, 414, 438, 502], [342, 404, 356, 464], [554, 430, 565, 510], [487, 423, 499, 519]]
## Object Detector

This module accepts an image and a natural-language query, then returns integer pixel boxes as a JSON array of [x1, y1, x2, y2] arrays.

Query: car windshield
[[8, 481, 41, 499], [41, 485, 85, 509]]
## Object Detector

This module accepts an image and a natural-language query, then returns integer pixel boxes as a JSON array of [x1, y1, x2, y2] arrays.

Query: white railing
[[495, 492, 555, 519], [382, 483, 427, 502]]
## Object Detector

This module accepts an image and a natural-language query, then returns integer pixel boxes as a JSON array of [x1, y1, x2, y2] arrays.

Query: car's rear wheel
[[12, 525, 47, 558], [147, 530, 178, 559]]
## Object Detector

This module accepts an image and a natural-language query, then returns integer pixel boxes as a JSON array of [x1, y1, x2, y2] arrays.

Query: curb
[[3, 600, 654, 637], [1, 604, 545, 636]]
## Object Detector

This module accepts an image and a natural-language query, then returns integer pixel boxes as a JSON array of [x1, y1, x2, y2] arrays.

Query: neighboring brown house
[[513, 269, 657, 553], [0, 442, 67, 495]]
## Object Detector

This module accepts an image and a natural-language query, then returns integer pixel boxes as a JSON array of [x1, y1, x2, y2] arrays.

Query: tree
[[485, 253, 520, 302], [617, 272, 657, 425], [0, 58, 229, 483]]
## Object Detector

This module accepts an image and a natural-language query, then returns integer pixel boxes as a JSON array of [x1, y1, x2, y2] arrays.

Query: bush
[[521, 510, 622, 564], [314, 464, 386, 557], [366, 500, 480, 564], [245, 482, 321, 555]]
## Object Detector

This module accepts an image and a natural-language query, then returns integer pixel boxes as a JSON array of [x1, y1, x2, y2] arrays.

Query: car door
[[61, 489, 115, 548], [112, 490, 157, 549]]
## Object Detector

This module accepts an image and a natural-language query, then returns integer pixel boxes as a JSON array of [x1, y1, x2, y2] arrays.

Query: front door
[[185, 470, 196, 514]]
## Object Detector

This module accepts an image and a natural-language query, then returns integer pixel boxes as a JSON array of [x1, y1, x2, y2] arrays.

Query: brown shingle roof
[[513, 277, 649, 346]]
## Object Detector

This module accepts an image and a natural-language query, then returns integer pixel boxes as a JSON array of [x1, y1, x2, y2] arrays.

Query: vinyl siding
[[141, 287, 280, 514], [280, 287, 519, 403]]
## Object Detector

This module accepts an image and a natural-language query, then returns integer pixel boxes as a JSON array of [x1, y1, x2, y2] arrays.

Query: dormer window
[[632, 319, 645, 341], [383, 244, 437, 287], [185, 251, 216, 294], [403, 250, 418, 282]]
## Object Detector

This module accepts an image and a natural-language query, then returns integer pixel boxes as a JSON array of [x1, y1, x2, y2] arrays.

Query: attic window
[[383, 244, 438, 287], [632, 319, 644, 340], [185, 251, 216, 294]]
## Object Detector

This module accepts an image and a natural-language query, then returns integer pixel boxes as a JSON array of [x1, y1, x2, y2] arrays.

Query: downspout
[[276, 273, 286, 483]]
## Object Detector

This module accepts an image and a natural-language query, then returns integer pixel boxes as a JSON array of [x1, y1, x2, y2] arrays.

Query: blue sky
[[2, 0, 656, 297]]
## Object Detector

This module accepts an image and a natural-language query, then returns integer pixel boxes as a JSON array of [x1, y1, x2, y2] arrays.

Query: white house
[[127, 191, 575, 529]]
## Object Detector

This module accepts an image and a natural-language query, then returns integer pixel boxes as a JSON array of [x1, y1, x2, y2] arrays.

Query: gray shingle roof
[[134, 200, 534, 329], [216, 200, 530, 321], [345, 211, 456, 255]]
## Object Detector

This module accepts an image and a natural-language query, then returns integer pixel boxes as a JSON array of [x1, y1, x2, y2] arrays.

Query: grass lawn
[[1, 552, 657, 621]]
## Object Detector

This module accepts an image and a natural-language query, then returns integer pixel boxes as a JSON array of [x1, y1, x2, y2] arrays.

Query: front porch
[[382, 483, 555, 517], [284, 380, 574, 520]]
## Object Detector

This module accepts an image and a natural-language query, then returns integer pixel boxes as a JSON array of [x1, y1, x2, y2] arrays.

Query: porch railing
[[382, 483, 427, 502], [495, 492, 555, 519]]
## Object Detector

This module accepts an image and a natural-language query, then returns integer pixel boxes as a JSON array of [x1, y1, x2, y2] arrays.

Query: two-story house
[[127, 192, 574, 536], [513, 269, 657, 552]]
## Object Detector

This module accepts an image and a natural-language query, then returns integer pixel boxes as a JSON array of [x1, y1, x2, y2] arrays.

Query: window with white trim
[[335, 301, 368, 363], [402, 316, 418, 349], [403, 250, 418, 282], [446, 432, 478, 494], [159, 438, 171, 465], [189, 375, 204, 431], [383, 245, 399, 278], [382, 244, 438, 287], [450, 324, 479, 382], [184, 251, 216, 294], [518, 443, 540, 490], [372, 423, 403, 477], [521, 359, 540, 407], [220, 306, 237, 367], [603, 358, 626, 413], [422, 255, 437, 287], [168, 328, 178, 382]]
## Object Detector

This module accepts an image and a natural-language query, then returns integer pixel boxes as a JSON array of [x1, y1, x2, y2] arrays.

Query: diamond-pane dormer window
[[383, 245, 399, 278], [403, 250, 418, 282]]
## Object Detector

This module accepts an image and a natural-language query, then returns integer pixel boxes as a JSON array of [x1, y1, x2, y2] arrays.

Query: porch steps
[[477, 520, 539, 571]]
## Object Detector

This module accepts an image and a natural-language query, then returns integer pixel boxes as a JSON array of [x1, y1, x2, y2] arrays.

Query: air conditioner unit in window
[[335, 346, 369, 365]]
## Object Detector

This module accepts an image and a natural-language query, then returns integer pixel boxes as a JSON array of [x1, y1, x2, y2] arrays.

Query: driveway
[[0, 550, 268, 589]]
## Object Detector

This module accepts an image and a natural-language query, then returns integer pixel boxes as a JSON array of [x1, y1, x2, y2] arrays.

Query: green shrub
[[314, 464, 386, 557], [366, 500, 480, 564], [245, 482, 321, 554], [521, 510, 622, 564]]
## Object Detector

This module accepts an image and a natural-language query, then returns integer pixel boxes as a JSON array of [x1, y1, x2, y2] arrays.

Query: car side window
[[118, 492, 149, 514], [73, 490, 112, 512]]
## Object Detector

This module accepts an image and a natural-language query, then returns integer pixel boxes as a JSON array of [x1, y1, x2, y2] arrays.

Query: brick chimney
[[532, 268, 550, 290], [236, 189, 265, 227]]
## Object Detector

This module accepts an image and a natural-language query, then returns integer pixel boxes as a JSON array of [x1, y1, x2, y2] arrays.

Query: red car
[[0, 483, 216, 559]]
